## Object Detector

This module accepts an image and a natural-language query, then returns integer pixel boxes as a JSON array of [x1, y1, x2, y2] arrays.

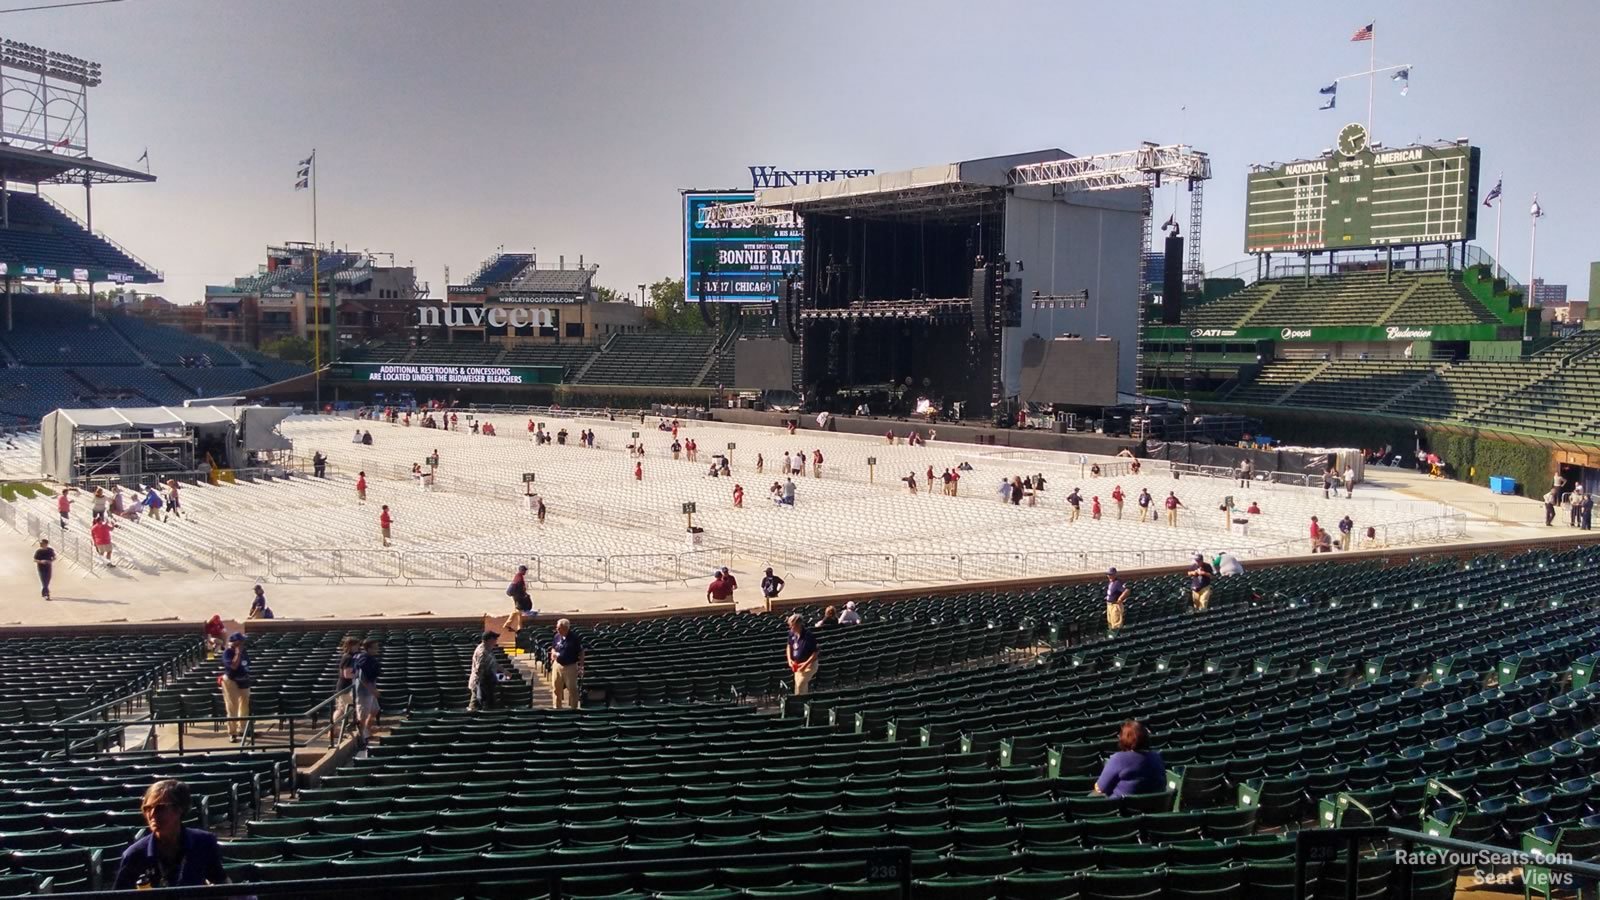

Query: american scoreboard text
[[683, 191, 802, 303], [1245, 125, 1479, 253]]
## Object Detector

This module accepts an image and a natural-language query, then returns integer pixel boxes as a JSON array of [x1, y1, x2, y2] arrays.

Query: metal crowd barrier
[[207, 546, 740, 588]]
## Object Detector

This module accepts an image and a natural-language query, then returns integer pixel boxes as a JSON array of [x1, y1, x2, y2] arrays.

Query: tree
[[647, 277, 704, 333], [594, 285, 628, 304], [262, 335, 313, 362]]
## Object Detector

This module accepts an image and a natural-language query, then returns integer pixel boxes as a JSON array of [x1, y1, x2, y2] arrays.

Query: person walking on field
[[56, 487, 74, 530], [1105, 567, 1130, 634], [1137, 488, 1153, 522], [812, 449, 823, 478], [356, 471, 367, 502], [379, 505, 393, 547], [634, 461, 643, 481], [732, 483, 744, 508], [1066, 488, 1083, 522], [1164, 491, 1183, 527], [1091, 496, 1102, 520], [1111, 485, 1126, 519], [91, 518, 115, 566], [1344, 465, 1356, 499], [34, 538, 55, 599]]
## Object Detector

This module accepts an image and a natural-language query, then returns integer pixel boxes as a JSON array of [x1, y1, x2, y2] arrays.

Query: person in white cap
[[838, 600, 861, 626], [1105, 568, 1130, 634]]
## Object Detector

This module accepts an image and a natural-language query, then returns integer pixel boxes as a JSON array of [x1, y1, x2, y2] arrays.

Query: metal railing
[[205, 545, 735, 588], [43, 848, 913, 899]]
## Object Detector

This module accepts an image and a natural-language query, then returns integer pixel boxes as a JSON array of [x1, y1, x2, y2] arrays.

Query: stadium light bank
[[416, 305, 555, 329]]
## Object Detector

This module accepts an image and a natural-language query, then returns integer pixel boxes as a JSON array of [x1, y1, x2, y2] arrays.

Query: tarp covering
[[238, 407, 293, 452]]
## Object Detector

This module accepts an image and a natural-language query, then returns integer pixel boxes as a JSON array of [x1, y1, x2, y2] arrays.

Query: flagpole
[[1525, 196, 1538, 344], [1367, 20, 1376, 135], [1493, 197, 1503, 275], [311, 149, 320, 412]]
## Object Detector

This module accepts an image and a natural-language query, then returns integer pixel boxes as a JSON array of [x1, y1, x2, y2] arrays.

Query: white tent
[[40, 405, 293, 483]]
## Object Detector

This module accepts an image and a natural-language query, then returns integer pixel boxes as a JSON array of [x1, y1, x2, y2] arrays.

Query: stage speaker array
[[781, 277, 801, 344], [1160, 234, 1185, 325], [970, 267, 994, 336], [1001, 276, 1022, 328]]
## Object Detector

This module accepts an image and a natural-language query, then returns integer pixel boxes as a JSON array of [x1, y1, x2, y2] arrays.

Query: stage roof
[[753, 149, 1072, 222], [0, 144, 154, 185]]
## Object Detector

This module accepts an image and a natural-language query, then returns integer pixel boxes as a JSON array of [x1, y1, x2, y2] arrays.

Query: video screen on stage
[[1245, 127, 1479, 253], [683, 191, 802, 302]]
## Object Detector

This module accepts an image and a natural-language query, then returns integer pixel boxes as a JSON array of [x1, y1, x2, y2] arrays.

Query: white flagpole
[[1526, 195, 1539, 343], [1367, 21, 1376, 135], [1493, 194, 1503, 276]]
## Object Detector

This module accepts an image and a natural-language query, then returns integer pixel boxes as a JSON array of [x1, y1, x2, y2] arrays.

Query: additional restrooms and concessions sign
[[329, 363, 563, 385]]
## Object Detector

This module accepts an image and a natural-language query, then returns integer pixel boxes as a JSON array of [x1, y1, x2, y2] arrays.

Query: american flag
[[1351, 23, 1374, 41]]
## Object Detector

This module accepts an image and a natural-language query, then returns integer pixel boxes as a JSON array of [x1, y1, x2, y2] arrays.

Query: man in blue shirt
[[549, 618, 585, 709], [786, 614, 818, 695], [114, 779, 226, 889], [1105, 568, 1130, 634], [220, 633, 251, 742], [1187, 554, 1214, 612]]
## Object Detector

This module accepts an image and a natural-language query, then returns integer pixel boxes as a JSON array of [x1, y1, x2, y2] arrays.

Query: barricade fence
[[206, 546, 742, 588]]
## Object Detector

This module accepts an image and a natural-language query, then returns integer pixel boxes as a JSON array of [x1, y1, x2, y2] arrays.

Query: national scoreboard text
[[683, 191, 802, 303], [1245, 124, 1479, 254]]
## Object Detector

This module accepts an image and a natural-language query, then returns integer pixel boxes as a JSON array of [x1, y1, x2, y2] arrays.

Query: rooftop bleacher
[[234, 348, 313, 384], [468, 252, 535, 287]]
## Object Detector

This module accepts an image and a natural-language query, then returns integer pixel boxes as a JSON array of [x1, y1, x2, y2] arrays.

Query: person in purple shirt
[[1093, 720, 1166, 798], [114, 779, 227, 889]]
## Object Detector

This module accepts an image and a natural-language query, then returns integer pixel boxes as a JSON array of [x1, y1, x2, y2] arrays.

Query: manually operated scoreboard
[[1245, 124, 1480, 253]]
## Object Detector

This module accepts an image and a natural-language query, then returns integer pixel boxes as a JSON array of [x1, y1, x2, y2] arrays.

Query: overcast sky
[[18, 0, 1599, 304]]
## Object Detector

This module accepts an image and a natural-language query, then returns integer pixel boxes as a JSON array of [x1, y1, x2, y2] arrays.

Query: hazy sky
[[16, 0, 1598, 304]]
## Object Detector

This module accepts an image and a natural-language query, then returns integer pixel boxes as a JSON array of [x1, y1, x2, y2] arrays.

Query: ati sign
[[748, 166, 875, 189], [329, 363, 563, 386]]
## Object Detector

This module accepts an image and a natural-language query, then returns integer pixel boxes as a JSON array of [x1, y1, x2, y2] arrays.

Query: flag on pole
[[52, 136, 69, 148], [1318, 81, 1337, 110], [1482, 178, 1502, 208], [1531, 195, 1544, 219], [136, 148, 148, 164], [1391, 67, 1409, 96], [1350, 23, 1374, 41], [294, 151, 313, 190]]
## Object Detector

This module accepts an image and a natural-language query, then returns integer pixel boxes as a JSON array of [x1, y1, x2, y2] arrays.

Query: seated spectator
[[114, 779, 226, 889], [1246, 501, 1261, 515], [838, 600, 861, 625], [815, 605, 840, 629], [246, 585, 272, 620], [1093, 720, 1166, 797]]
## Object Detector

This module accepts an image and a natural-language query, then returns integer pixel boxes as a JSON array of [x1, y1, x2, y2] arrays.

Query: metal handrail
[[41, 847, 914, 899]]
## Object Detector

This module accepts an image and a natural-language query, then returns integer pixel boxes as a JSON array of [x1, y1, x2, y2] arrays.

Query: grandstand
[[0, 538, 1594, 895], [0, 193, 158, 284], [0, 293, 310, 421], [1178, 268, 1510, 332]]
